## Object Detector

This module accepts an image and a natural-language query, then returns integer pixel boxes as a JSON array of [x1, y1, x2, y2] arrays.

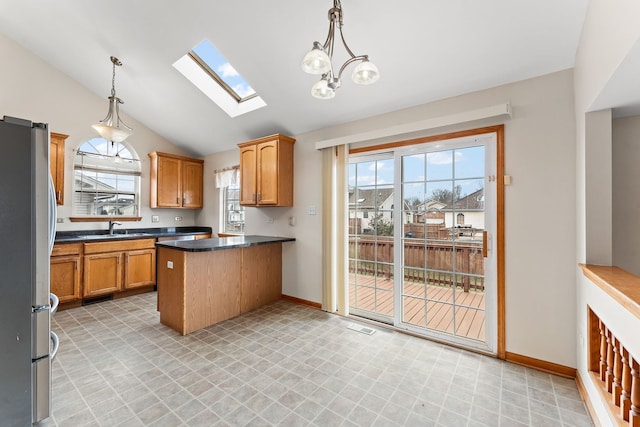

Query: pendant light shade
[[302, 0, 379, 99], [301, 42, 331, 75], [311, 79, 336, 100], [352, 60, 380, 85], [92, 96, 133, 143], [92, 56, 133, 142]]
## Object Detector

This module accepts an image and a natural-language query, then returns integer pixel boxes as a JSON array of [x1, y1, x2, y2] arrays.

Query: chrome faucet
[[108, 220, 122, 235]]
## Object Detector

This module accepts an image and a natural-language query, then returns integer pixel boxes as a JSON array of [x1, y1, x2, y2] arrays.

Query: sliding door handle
[[482, 231, 488, 258]]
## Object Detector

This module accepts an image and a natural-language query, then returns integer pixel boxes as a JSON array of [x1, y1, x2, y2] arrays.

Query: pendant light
[[302, 0, 379, 99], [92, 56, 133, 142]]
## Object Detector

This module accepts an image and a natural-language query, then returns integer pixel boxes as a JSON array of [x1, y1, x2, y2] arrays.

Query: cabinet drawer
[[51, 243, 82, 257], [84, 238, 156, 254]]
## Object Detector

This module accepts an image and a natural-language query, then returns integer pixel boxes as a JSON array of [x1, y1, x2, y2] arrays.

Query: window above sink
[[70, 138, 141, 222]]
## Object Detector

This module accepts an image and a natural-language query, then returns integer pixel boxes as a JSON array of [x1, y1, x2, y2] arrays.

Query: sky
[[349, 145, 485, 204], [193, 40, 256, 99]]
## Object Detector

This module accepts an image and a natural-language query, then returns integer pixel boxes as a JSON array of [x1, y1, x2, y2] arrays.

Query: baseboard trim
[[505, 351, 576, 378], [576, 372, 602, 427], [281, 294, 322, 310]]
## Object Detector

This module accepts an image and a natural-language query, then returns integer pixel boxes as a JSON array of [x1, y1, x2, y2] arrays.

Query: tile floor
[[42, 292, 593, 426]]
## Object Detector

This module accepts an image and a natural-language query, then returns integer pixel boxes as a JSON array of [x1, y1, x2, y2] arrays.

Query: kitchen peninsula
[[156, 235, 295, 335]]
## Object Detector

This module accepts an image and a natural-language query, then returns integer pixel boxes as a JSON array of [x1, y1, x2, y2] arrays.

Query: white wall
[[612, 115, 640, 276], [585, 109, 613, 265], [0, 33, 195, 231], [200, 70, 578, 367], [573, 1, 640, 423]]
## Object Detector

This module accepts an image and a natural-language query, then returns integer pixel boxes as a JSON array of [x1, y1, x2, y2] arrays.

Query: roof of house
[[348, 188, 394, 210], [448, 188, 485, 211]]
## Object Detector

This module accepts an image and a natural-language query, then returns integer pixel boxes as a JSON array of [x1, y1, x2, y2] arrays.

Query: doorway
[[348, 128, 500, 354]]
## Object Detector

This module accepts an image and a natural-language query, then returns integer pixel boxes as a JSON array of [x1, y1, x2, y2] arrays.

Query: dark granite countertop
[[156, 235, 295, 252], [55, 226, 213, 243]]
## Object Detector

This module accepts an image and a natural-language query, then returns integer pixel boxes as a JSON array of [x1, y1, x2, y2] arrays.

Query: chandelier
[[92, 56, 133, 143], [301, 0, 379, 99]]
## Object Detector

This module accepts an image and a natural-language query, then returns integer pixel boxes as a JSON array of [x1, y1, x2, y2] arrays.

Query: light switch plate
[[151, 215, 159, 223], [308, 205, 316, 215], [167, 261, 173, 269]]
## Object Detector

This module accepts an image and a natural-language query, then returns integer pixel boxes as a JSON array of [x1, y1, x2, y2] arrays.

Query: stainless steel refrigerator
[[0, 116, 59, 426]]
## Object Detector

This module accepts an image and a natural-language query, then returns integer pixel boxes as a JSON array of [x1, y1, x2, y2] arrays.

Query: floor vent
[[347, 323, 376, 335]]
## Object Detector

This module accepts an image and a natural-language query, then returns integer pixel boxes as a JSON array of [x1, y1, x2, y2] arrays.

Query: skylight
[[191, 40, 256, 102], [173, 39, 266, 117]]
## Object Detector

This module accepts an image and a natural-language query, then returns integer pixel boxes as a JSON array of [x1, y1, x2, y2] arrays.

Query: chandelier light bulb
[[352, 60, 380, 85], [302, 42, 331, 75], [311, 79, 336, 100]]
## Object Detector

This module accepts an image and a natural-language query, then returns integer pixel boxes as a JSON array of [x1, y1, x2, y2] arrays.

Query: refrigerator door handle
[[50, 332, 59, 360], [50, 293, 59, 316], [48, 174, 56, 255]]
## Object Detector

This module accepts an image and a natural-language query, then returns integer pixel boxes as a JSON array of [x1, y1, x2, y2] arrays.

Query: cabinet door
[[157, 155, 182, 207], [239, 145, 257, 205], [50, 255, 80, 303], [83, 252, 122, 297], [182, 160, 203, 208], [256, 140, 278, 205], [50, 132, 67, 205], [124, 249, 156, 289]]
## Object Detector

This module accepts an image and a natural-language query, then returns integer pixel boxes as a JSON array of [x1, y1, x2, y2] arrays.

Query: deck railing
[[348, 237, 484, 292]]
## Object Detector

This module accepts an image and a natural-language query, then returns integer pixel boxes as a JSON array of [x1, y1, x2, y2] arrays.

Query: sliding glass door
[[348, 132, 497, 353], [348, 155, 395, 323]]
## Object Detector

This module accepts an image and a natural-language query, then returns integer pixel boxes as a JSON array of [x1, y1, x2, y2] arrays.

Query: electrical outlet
[[267, 218, 274, 224], [167, 261, 173, 269], [151, 215, 159, 223], [308, 205, 317, 215], [56, 218, 64, 223], [174, 216, 182, 221]]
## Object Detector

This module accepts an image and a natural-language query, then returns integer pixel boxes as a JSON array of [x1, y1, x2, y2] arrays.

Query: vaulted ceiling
[[0, 1, 590, 156]]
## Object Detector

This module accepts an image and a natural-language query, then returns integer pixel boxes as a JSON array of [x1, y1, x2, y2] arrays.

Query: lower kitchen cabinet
[[83, 252, 123, 297], [50, 243, 82, 303], [124, 249, 156, 289], [83, 239, 156, 298]]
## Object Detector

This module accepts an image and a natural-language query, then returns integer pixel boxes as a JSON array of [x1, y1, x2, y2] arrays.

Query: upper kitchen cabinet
[[148, 152, 204, 209], [238, 134, 295, 206], [50, 132, 67, 205]]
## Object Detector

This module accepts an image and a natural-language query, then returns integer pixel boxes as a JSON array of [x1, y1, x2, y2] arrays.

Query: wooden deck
[[349, 273, 485, 342]]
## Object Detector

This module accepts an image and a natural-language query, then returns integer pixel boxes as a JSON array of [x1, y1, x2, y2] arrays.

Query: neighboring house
[[348, 187, 393, 234], [411, 199, 447, 224], [441, 188, 485, 230], [349, 186, 485, 240]]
